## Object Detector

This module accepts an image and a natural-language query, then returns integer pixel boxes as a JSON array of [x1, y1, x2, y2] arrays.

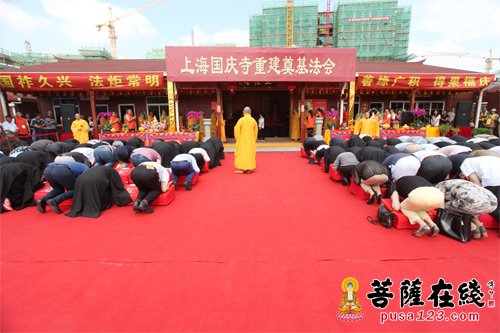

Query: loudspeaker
[[61, 104, 76, 133], [454, 101, 473, 127], [400, 111, 414, 126]]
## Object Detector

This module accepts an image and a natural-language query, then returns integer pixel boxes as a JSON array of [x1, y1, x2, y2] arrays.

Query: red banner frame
[[165, 46, 356, 82], [357, 73, 495, 90]]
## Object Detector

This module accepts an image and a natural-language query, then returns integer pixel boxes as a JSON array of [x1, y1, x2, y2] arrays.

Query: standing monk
[[234, 106, 258, 174], [70, 113, 89, 143], [109, 112, 122, 132], [123, 109, 136, 132]]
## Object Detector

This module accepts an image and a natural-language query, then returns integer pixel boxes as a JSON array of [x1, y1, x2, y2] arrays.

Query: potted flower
[[324, 109, 338, 130], [187, 111, 202, 132], [99, 122, 112, 133], [439, 123, 451, 136], [410, 108, 426, 129]]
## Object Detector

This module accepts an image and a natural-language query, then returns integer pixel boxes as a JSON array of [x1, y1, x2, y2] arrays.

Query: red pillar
[[89, 90, 99, 139]]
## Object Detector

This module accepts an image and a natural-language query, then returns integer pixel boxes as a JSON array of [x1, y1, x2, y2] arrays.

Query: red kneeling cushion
[[34, 182, 73, 209], [329, 167, 343, 181], [202, 161, 209, 173], [124, 183, 176, 206], [300, 147, 307, 158], [115, 166, 133, 184], [479, 214, 499, 229], [349, 182, 387, 200], [178, 172, 200, 187]]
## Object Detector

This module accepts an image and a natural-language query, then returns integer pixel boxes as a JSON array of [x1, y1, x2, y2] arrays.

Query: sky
[[0, 0, 499, 73]]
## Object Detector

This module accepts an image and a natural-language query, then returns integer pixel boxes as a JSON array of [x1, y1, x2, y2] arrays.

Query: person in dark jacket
[[66, 166, 131, 218], [323, 146, 346, 173], [180, 141, 200, 154], [152, 140, 179, 168], [16, 150, 53, 172], [0, 162, 43, 213]]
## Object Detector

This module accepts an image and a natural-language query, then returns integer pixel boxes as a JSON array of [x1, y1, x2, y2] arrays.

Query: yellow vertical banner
[[167, 81, 176, 132], [348, 81, 355, 125]]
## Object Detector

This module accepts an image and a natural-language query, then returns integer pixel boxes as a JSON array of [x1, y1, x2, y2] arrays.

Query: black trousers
[[485, 185, 500, 221], [130, 166, 161, 204], [338, 165, 356, 181], [258, 128, 265, 140], [417, 155, 452, 184]]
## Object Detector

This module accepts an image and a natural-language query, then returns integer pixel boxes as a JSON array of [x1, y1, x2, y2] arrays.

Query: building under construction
[[250, 0, 412, 61], [0, 46, 112, 69]]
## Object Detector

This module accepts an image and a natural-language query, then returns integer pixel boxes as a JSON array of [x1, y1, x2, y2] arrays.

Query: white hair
[[243, 106, 251, 114]]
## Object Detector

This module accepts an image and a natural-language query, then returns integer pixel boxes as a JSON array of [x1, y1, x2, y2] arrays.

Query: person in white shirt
[[188, 147, 210, 163], [460, 156, 500, 221], [170, 153, 200, 190], [258, 113, 265, 141], [447, 107, 456, 125], [71, 147, 96, 165], [430, 110, 441, 127], [460, 156, 500, 188], [130, 161, 170, 213], [1, 115, 18, 137]]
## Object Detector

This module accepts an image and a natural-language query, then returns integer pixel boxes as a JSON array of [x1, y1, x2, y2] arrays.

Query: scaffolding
[[249, 0, 319, 48], [0, 47, 112, 69], [334, 0, 411, 60], [249, 0, 411, 61]]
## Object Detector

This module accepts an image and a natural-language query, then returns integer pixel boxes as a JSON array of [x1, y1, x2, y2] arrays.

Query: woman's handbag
[[367, 204, 394, 228], [434, 208, 472, 243]]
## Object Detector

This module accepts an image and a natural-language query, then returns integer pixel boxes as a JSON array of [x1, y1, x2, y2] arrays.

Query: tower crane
[[421, 49, 499, 73], [96, 0, 167, 59]]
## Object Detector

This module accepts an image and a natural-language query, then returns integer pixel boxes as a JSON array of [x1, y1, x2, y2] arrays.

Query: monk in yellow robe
[[210, 110, 217, 137], [369, 112, 380, 138], [354, 111, 370, 135], [220, 113, 226, 143], [234, 106, 258, 174], [290, 109, 300, 140], [71, 113, 89, 143]]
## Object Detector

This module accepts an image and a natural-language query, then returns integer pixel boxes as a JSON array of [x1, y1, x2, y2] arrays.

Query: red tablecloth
[[329, 129, 427, 140], [99, 131, 197, 144]]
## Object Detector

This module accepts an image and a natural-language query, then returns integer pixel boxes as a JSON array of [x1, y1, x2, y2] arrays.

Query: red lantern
[[227, 84, 237, 94], [287, 84, 296, 94]]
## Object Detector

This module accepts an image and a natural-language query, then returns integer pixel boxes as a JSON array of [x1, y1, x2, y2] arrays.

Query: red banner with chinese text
[[357, 73, 495, 90], [165, 46, 356, 82], [0, 73, 164, 91]]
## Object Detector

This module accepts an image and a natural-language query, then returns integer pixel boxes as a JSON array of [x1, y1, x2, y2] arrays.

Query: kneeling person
[[37, 159, 88, 214], [391, 176, 444, 237], [130, 161, 170, 213], [170, 153, 200, 190]]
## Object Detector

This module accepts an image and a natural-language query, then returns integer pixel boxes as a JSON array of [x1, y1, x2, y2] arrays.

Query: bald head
[[243, 106, 251, 115]]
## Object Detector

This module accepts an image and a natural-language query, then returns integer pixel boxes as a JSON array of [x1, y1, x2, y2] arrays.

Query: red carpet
[[1, 152, 498, 332]]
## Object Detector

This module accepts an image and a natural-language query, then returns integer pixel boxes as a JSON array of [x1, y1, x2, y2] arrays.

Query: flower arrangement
[[324, 109, 338, 129], [97, 111, 113, 124], [187, 111, 203, 131], [138, 119, 167, 133], [411, 108, 426, 128]]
